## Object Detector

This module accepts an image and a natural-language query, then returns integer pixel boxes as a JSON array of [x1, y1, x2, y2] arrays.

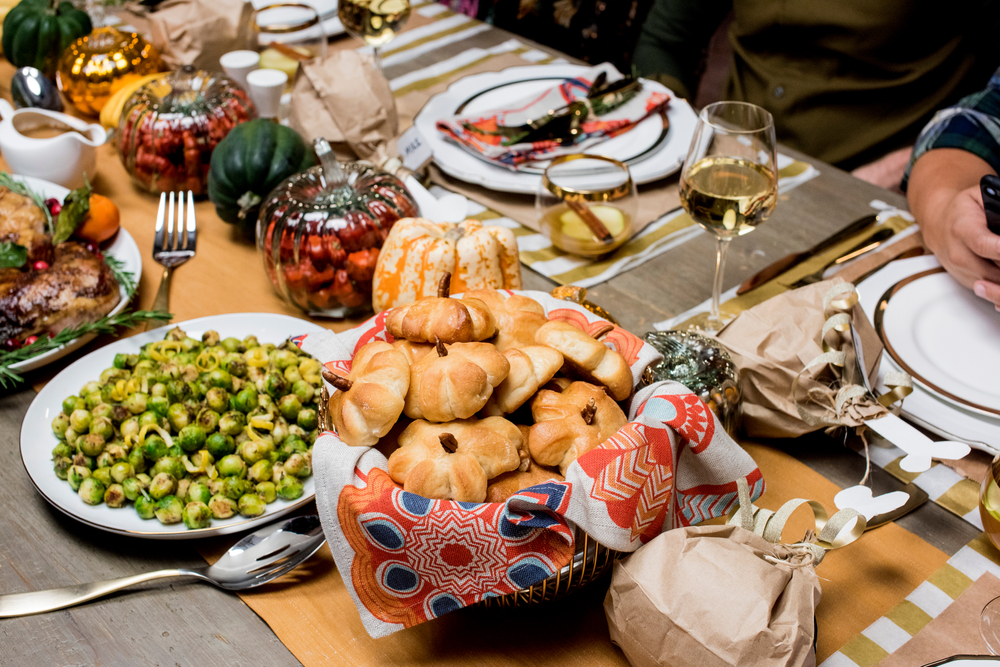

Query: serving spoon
[[0, 515, 326, 618]]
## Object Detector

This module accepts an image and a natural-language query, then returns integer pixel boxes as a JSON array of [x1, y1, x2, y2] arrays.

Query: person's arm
[[905, 69, 1000, 306], [632, 0, 731, 101]]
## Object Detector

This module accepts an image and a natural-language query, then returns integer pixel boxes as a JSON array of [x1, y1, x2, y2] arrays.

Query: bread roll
[[326, 342, 409, 448], [535, 320, 632, 400], [529, 381, 628, 474]]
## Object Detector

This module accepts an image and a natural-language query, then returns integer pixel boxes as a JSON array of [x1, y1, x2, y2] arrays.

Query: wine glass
[[535, 154, 638, 257], [338, 0, 412, 74], [679, 101, 777, 333], [248, 3, 327, 88], [979, 453, 1000, 653]]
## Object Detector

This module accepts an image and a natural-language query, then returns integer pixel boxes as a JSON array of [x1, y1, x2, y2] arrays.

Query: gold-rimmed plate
[[874, 267, 1000, 418], [20, 313, 326, 539]]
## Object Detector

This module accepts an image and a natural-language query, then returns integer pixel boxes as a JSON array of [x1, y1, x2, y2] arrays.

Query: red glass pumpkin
[[257, 139, 418, 318]]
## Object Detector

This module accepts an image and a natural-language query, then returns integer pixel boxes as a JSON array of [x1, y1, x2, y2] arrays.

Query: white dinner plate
[[879, 268, 1000, 415], [414, 64, 699, 194], [451, 75, 670, 174], [7, 175, 143, 374], [858, 255, 1000, 453], [251, 0, 345, 41], [21, 313, 327, 539]]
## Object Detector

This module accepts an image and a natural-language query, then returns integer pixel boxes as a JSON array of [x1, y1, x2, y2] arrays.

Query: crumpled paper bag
[[604, 523, 821, 667], [115, 0, 252, 71], [715, 278, 884, 439], [289, 50, 398, 165]]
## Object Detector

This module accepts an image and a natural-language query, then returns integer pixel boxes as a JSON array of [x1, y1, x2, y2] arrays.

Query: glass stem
[[710, 236, 732, 329], [372, 46, 384, 75]]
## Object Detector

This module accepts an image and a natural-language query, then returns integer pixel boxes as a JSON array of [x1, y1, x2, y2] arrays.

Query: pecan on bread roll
[[324, 342, 409, 448], [386, 273, 496, 343], [404, 339, 509, 422], [387, 417, 522, 502], [528, 381, 627, 474]]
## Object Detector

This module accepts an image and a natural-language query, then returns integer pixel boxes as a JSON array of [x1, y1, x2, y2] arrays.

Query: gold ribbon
[[729, 478, 866, 567], [878, 370, 913, 408]]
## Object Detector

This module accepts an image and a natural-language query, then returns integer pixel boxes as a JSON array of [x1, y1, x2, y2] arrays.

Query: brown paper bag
[[714, 278, 884, 439], [115, 0, 252, 71], [289, 50, 398, 165], [604, 524, 821, 667]]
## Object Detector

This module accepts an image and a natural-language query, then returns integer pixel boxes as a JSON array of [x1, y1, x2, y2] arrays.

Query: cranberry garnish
[[23, 335, 38, 346], [45, 198, 62, 216], [32, 260, 49, 271], [4, 338, 21, 350]]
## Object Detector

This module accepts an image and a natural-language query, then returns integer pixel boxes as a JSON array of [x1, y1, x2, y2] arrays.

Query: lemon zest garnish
[[195, 349, 222, 373], [250, 415, 274, 431], [111, 379, 127, 402], [137, 423, 173, 449], [245, 347, 269, 368], [149, 341, 182, 362]]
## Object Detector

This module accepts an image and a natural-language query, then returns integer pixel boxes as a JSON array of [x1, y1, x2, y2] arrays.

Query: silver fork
[[151, 191, 197, 315]]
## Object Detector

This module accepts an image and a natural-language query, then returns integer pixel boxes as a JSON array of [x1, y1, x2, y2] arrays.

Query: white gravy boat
[[0, 99, 107, 189]]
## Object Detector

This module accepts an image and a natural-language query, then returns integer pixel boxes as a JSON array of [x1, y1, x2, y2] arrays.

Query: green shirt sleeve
[[633, 0, 733, 101]]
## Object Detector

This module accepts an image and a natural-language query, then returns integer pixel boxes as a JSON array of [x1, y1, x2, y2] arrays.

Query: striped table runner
[[366, 7, 821, 287], [822, 533, 1000, 666]]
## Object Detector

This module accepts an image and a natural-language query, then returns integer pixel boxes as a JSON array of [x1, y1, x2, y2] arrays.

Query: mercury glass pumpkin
[[257, 138, 418, 319], [56, 26, 164, 116], [117, 66, 256, 195]]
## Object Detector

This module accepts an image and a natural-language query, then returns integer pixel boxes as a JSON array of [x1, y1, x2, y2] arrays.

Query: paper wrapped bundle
[[715, 279, 886, 439], [605, 480, 864, 667], [295, 291, 763, 637], [289, 50, 398, 165], [115, 0, 252, 70]]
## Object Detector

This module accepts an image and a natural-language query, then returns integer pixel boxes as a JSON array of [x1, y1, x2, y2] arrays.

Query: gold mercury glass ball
[[56, 27, 165, 117]]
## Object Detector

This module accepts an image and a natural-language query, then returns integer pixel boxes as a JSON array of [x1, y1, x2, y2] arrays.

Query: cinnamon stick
[[581, 397, 597, 424], [265, 41, 313, 62], [437, 272, 452, 298], [322, 368, 353, 391], [439, 433, 458, 453], [566, 200, 613, 243]]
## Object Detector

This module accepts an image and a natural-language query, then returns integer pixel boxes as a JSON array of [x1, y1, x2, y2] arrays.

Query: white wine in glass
[[338, 0, 411, 72], [679, 102, 777, 332]]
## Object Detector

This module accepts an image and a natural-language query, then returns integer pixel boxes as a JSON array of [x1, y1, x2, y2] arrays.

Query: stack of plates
[[414, 64, 699, 195], [251, 0, 345, 41], [857, 255, 1000, 454]]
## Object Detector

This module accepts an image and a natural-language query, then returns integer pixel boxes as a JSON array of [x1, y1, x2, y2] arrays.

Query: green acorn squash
[[2, 0, 92, 78], [208, 119, 316, 239]]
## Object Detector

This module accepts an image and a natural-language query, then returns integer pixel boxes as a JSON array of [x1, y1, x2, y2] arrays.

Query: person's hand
[[920, 184, 1000, 307]]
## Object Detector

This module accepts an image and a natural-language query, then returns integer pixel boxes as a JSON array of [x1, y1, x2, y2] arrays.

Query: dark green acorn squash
[[208, 119, 316, 239], [2, 0, 92, 78]]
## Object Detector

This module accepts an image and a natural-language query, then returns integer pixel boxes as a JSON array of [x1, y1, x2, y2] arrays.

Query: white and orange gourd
[[371, 218, 522, 312]]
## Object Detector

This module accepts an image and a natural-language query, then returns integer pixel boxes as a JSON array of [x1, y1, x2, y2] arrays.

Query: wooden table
[[0, 7, 983, 666]]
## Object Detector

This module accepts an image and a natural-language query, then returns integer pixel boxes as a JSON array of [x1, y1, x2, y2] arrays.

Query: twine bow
[[790, 283, 911, 430], [728, 477, 865, 567]]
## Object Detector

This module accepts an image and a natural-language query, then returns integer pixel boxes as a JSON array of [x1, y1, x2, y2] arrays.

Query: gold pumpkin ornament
[[56, 26, 164, 116]]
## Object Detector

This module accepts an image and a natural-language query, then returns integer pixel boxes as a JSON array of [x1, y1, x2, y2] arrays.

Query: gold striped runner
[[821, 534, 1000, 666]]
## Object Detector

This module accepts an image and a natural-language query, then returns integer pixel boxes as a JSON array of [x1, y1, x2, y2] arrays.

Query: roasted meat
[[0, 186, 52, 263], [0, 242, 120, 343]]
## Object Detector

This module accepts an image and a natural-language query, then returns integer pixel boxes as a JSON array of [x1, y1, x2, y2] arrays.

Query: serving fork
[[151, 190, 197, 316]]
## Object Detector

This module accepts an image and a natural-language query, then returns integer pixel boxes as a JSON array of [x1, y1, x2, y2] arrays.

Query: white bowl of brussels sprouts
[[21, 312, 328, 539]]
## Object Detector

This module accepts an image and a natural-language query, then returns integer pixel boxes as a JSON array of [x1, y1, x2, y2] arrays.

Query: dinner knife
[[736, 213, 879, 295]]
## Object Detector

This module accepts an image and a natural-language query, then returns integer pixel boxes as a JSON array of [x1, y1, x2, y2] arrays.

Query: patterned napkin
[[297, 292, 763, 637], [434, 63, 670, 169]]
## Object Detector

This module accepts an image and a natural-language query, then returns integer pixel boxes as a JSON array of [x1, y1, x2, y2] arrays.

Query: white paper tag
[[399, 125, 433, 171], [834, 485, 909, 521], [865, 413, 971, 473]]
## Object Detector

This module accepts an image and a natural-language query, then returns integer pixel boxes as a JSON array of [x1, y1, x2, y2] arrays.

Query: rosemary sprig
[[0, 309, 173, 389], [104, 256, 137, 299], [0, 172, 54, 234]]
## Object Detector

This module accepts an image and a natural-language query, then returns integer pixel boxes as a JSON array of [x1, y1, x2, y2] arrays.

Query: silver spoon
[[0, 515, 326, 618]]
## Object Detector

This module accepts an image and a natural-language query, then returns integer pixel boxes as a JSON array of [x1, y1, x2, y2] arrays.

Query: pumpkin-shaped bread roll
[[387, 417, 522, 502], [405, 339, 509, 422], [386, 273, 496, 343], [391, 339, 434, 365], [483, 345, 563, 416], [529, 381, 628, 474], [324, 342, 409, 448], [463, 288, 549, 352], [535, 320, 632, 400]]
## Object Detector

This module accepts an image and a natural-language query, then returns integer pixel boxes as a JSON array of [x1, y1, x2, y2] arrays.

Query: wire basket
[[319, 387, 622, 606], [476, 531, 622, 607]]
